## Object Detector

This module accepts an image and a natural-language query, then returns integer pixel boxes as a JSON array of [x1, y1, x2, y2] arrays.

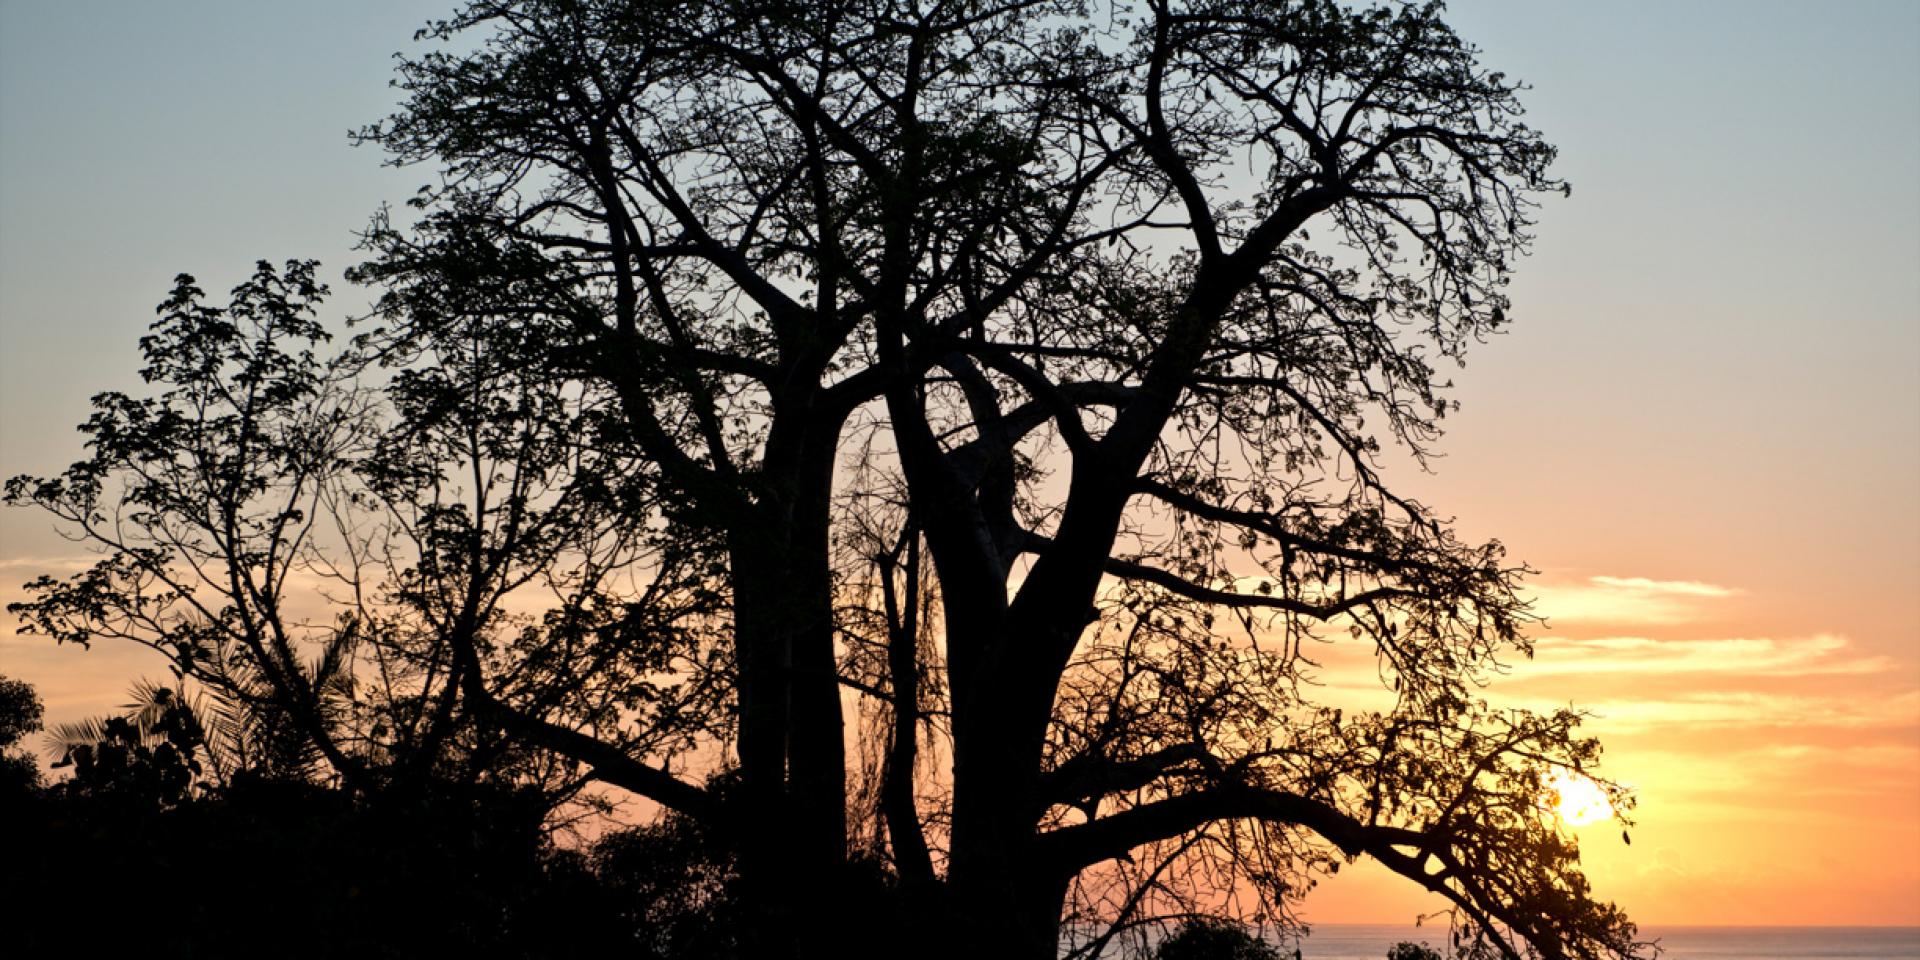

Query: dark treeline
[[5, 669, 1443, 960], [4, 662, 1455, 960], [0, 673, 742, 960]]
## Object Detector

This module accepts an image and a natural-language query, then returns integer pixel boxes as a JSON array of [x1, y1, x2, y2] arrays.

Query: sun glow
[[1545, 770, 1615, 828]]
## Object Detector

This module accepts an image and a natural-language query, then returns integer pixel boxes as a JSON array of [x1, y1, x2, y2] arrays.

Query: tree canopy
[[8, 1, 1647, 958]]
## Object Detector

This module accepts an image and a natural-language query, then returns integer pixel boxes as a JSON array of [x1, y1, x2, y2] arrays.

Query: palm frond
[[43, 717, 109, 759], [122, 677, 179, 738]]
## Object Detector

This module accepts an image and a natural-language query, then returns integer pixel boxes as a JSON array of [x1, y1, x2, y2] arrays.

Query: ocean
[[1279, 925, 1920, 960]]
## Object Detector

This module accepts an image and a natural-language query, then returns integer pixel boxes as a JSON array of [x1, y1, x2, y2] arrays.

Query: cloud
[[0, 555, 95, 573], [1601, 742, 1920, 811], [1502, 689, 1920, 735], [1521, 633, 1891, 678], [1526, 575, 1740, 626], [1585, 576, 1739, 598], [1306, 621, 1914, 746]]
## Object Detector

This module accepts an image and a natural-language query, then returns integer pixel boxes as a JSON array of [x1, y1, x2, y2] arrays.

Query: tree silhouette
[[1, 680, 723, 959], [44, 680, 206, 807], [0, 674, 44, 799], [10, 1, 1649, 958], [8, 260, 714, 813], [1153, 919, 1284, 960]]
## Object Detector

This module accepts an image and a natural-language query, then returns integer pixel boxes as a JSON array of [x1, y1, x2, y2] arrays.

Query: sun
[[1544, 770, 1615, 828]]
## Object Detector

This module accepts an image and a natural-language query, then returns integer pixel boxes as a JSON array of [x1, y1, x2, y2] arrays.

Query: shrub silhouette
[[1154, 919, 1284, 960]]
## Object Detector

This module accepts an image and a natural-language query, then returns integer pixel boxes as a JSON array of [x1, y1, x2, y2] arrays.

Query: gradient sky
[[3, 0, 1916, 927]]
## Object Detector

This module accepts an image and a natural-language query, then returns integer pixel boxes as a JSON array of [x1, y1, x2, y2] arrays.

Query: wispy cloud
[[1503, 689, 1920, 735], [1585, 576, 1739, 598], [1604, 742, 1920, 810], [0, 555, 95, 573], [1527, 575, 1740, 626], [1522, 633, 1891, 678]]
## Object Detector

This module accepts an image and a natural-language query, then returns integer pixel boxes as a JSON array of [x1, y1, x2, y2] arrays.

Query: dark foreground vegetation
[[1, 666, 1508, 960], [1, 675, 744, 960], [6, 0, 1649, 957]]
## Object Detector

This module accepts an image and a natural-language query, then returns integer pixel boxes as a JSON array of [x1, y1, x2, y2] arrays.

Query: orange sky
[[3, 0, 1917, 927], [1298, 572, 1920, 926]]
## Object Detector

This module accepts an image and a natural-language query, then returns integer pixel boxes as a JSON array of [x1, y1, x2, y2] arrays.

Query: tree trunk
[[730, 419, 850, 958], [942, 857, 1071, 960]]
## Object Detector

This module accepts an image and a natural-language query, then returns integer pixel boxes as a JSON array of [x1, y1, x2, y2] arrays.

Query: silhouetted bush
[[8, 775, 554, 957], [5, 764, 753, 959], [1154, 919, 1284, 960], [0, 674, 43, 802], [586, 813, 744, 958]]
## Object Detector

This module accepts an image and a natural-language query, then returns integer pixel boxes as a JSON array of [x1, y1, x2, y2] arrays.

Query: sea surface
[[1280, 925, 1920, 960]]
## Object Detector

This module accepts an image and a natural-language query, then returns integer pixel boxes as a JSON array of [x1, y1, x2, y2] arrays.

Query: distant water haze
[[1284, 926, 1920, 960]]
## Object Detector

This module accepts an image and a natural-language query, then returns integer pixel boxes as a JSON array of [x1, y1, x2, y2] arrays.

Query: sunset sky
[[3, 0, 1916, 928]]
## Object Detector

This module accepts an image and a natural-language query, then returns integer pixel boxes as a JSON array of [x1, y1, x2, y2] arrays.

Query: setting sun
[[1545, 771, 1615, 828]]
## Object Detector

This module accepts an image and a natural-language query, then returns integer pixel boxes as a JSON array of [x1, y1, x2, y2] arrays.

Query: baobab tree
[[13, 0, 1647, 957]]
